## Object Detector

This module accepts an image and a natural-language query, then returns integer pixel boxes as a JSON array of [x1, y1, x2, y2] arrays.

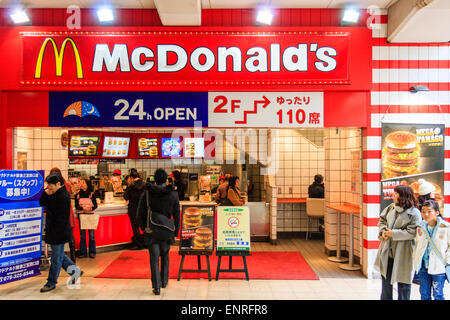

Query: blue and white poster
[[49, 91, 208, 127], [0, 170, 44, 285]]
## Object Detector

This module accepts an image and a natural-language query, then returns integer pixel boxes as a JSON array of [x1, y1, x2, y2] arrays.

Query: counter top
[[180, 201, 218, 206], [277, 198, 307, 203], [327, 203, 360, 215]]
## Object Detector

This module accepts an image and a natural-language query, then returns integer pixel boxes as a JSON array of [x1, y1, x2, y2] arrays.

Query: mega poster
[[0, 170, 44, 285], [217, 206, 250, 252], [179, 204, 216, 253], [381, 123, 444, 212]]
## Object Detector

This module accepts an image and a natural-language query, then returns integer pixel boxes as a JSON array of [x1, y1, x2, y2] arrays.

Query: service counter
[[72, 199, 133, 250]]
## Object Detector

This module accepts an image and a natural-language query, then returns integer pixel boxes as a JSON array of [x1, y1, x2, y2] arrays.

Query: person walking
[[137, 168, 180, 295], [75, 177, 98, 259], [49, 167, 77, 263], [374, 185, 421, 300], [39, 173, 82, 293], [123, 171, 146, 250], [413, 200, 450, 300]]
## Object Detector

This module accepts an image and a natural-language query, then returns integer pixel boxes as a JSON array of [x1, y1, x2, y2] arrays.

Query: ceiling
[[1, 0, 449, 43]]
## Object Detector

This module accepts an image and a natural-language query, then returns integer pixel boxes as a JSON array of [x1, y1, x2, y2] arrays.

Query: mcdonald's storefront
[[0, 25, 377, 275]]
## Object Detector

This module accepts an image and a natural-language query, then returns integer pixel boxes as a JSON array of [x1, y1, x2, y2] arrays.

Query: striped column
[[364, 10, 450, 279]]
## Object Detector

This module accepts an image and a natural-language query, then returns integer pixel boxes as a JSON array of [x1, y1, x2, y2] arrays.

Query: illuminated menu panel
[[161, 137, 181, 157], [184, 137, 205, 158], [102, 136, 130, 158], [138, 137, 159, 158], [69, 135, 100, 157]]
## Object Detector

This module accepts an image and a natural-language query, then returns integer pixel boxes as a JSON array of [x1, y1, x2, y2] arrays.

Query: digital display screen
[[102, 136, 130, 158], [161, 137, 182, 157], [69, 135, 100, 157], [184, 137, 205, 158], [138, 137, 159, 158]]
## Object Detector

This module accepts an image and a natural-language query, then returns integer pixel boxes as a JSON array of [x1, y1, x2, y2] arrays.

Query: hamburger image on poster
[[383, 130, 420, 179]]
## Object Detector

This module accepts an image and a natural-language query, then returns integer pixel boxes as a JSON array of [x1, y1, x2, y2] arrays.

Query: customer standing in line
[[39, 173, 83, 292], [226, 176, 246, 206], [137, 168, 180, 295], [123, 171, 146, 250], [413, 200, 450, 300], [374, 185, 422, 300], [75, 177, 98, 259], [49, 167, 77, 263]]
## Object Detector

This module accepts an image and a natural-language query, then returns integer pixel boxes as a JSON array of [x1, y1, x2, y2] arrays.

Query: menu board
[[138, 137, 158, 158], [161, 137, 182, 158], [217, 206, 250, 252], [102, 136, 130, 158], [179, 204, 216, 253], [69, 135, 100, 157], [184, 137, 205, 158], [381, 123, 444, 212]]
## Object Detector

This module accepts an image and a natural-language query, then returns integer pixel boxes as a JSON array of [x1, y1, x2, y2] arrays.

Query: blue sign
[[49, 92, 208, 127], [0, 170, 44, 285], [0, 170, 44, 202]]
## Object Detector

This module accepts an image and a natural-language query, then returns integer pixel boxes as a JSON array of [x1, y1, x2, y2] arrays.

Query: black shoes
[[89, 253, 96, 258], [40, 284, 56, 293], [153, 288, 160, 295], [162, 282, 167, 288]]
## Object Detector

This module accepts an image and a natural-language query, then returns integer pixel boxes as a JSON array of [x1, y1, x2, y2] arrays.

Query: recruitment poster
[[381, 123, 444, 212], [179, 204, 216, 253], [217, 206, 251, 252], [0, 170, 44, 285]]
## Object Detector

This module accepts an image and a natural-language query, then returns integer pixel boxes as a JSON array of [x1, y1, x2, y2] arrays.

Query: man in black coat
[[123, 171, 146, 249], [308, 174, 325, 232], [137, 168, 180, 295], [39, 173, 82, 293], [308, 174, 325, 198]]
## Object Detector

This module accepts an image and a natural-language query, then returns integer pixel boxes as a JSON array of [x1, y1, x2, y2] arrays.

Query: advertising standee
[[381, 123, 445, 212], [0, 170, 44, 285]]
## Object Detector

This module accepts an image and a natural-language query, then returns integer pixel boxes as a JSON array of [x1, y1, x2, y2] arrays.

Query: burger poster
[[217, 207, 250, 252], [381, 123, 444, 211], [180, 205, 215, 253]]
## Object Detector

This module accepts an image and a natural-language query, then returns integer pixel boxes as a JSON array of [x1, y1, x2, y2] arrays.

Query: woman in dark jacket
[[137, 168, 180, 295], [124, 172, 146, 249], [75, 177, 98, 259]]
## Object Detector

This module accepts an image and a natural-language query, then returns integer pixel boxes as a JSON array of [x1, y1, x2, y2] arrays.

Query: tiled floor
[[1, 239, 449, 300]]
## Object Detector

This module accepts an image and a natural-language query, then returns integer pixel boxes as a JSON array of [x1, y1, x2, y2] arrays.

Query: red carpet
[[95, 250, 318, 280]]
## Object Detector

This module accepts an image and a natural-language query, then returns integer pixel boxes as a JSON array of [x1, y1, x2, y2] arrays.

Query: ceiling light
[[256, 7, 273, 25], [342, 8, 360, 23], [96, 7, 114, 22], [10, 9, 30, 24]]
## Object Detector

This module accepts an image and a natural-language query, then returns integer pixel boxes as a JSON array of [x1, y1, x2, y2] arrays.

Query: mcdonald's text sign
[[20, 29, 369, 88]]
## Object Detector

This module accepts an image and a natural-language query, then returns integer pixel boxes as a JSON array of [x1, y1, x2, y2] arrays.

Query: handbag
[[79, 213, 100, 230], [143, 189, 175, 241], [422, 223, 450, 282]]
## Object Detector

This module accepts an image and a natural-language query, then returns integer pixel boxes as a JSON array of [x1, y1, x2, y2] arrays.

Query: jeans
[[418, 266, 446, 300], [79, 229, 96, 256], [148, 239, 170, 289], [380, 258, 411, 300], [47, 243, 80, 287]]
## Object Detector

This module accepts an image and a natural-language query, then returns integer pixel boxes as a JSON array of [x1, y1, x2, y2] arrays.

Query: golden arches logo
[[34, 37, 83, 79]]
